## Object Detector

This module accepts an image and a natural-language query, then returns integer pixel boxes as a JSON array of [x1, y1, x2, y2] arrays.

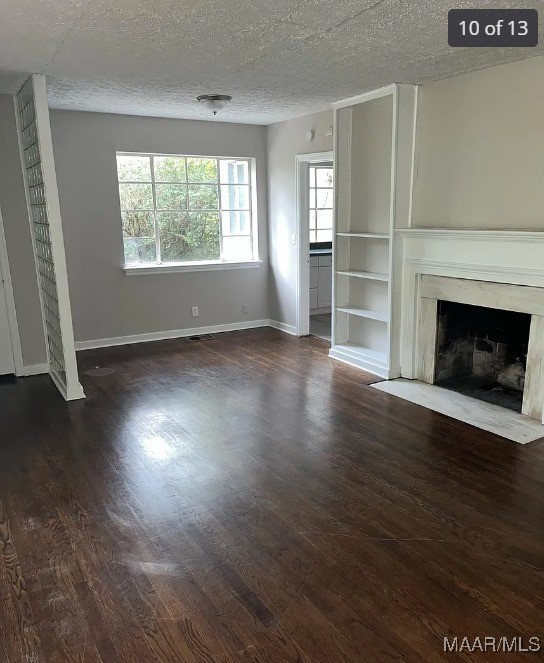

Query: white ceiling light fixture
[[196, 94, 232, 116]]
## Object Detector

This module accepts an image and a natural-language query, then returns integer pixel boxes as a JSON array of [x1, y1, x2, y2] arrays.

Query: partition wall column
[[16, 75, 84, 400]]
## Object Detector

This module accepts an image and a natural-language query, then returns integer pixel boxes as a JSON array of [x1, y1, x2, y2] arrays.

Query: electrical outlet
[[191, 306, 199, 317], [291, 233, 297, 245], [243, 304, 248, 315]]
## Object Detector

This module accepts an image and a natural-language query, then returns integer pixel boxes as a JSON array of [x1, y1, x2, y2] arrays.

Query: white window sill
[[123, 259, 262, 276]]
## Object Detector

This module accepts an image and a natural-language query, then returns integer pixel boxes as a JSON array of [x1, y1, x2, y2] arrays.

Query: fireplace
[[390, 229, 544, 441], [413, 274, 544, 424], [434, 301, 531, 412]]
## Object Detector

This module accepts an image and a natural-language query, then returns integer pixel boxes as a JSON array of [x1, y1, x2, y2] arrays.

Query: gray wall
[[0, 94, 47, 367], [413, 55, 544, 229], [50, 110, 269, 343], [267, 110, 333, 327]]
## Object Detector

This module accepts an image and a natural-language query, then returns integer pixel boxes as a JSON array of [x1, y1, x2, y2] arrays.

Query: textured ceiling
[[0, 0, 542, 124]]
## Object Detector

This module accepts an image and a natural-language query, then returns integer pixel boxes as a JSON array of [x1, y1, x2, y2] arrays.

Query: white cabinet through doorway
[[310, 254, 332, 312]]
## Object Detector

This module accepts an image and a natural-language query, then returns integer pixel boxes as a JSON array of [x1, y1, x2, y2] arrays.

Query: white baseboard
[[310, 307, 331, 316], [75, 319, 271, 351], [19, 362, 49, 376], [268, 320, 297, 336]]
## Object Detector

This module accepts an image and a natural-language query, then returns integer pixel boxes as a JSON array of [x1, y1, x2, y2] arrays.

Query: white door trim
[[295, 151, 333, 336], [0, 202, 24, 375]]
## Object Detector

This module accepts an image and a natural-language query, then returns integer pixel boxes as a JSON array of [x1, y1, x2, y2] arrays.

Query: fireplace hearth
[[434, 301, 531, 413]]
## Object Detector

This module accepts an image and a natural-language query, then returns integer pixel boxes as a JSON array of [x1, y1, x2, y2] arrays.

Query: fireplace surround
[[393, 229, 544, 433], [416, 274, 544, 421]]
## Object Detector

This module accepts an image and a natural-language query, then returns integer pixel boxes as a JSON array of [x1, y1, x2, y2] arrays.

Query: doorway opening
[[295, 151, 334, 342]]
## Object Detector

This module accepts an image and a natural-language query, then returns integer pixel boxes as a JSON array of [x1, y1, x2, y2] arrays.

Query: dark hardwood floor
[[1, 328, 544, 662]]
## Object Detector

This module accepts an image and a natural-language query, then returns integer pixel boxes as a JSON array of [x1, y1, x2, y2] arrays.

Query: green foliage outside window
[[158, 212, 220, 262]]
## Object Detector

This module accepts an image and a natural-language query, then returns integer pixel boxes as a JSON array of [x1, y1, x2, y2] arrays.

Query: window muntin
[[309, 164, 333, 245], [116, 154, 255, 266]]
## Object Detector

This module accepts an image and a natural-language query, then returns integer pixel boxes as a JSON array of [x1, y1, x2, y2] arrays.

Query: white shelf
[[336, 232, 390, 239], [332, 343, 388, 366], [336, 306, 388, 322], [336, 269, 389, 282]]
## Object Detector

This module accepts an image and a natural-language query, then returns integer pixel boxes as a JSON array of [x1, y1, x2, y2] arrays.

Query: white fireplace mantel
[[396, 228, 544, 287], [395, 228, 544, 407]]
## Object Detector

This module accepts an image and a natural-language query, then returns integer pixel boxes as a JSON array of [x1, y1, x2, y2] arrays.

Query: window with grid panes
[[309, 164, 333, 246], [116, 153, 256, 265]]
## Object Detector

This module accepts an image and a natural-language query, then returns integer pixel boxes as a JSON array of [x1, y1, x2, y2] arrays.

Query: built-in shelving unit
[[328, 84, 417, 378]]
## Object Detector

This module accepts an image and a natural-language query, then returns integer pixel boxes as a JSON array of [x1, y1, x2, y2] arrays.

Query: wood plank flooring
[[1, 327, 544, 662]]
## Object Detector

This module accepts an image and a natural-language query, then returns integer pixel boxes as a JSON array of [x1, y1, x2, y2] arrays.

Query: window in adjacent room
[[116, 153, 257, 266], [309, 163, 333, 249]]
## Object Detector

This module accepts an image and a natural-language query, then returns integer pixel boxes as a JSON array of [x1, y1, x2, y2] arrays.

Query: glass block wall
[[16, 77, 83, 399]]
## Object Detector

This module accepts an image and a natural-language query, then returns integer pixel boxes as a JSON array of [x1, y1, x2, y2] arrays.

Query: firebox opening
[[434, 301, 531, 413]]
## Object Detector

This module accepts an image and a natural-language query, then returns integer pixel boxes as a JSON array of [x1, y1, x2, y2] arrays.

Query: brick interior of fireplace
[[434, 301, 531, 413]]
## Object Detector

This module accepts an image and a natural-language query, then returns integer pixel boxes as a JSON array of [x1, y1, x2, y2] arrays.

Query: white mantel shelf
[[396, 228, 544, 242]]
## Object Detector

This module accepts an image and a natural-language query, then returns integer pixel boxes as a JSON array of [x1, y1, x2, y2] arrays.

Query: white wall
[[0, 95, 47, 367], [413, 55, 544, 229], [50, 110, 269, 344], [267, 110, 333, 326]]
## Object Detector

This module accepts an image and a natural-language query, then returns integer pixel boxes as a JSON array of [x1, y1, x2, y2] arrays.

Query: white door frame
[[0, 202, 24, 375], [295, 151, 334, 336]]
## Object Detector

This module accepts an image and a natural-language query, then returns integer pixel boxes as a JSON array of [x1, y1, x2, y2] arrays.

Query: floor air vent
[[188, 334, 216, 342]]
